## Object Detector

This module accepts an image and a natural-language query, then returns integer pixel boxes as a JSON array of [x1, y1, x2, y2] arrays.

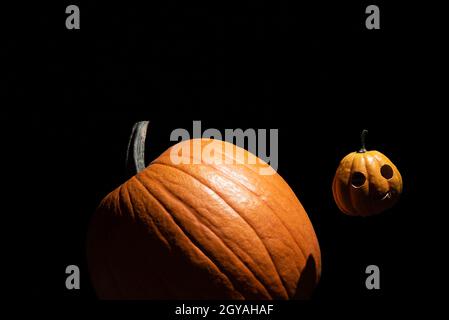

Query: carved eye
[[351, 172, 366, 188], [380, 164, 394, 179]]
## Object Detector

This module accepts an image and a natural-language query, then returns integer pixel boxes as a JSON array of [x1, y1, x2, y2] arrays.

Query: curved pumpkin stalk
[[126, 121, 149, 176], [358, 129, 368, 153]]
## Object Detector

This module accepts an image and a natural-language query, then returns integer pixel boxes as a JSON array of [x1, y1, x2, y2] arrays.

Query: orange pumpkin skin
[[87, 139, 321, 300], [332, 150, 403, 217]]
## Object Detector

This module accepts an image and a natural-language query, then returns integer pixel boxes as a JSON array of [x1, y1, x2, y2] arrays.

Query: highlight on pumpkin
[[169, 138, 276, 176], [169, 121, 279, 176], [332, 129, 403, 217], [87, 121, 321, 300]]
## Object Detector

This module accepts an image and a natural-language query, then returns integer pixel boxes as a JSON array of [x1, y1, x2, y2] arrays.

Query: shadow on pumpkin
[[88, 202, 321, 300], [292, 255, 318, 300]]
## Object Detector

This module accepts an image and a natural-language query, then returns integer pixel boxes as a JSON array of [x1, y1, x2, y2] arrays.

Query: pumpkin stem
[[126, 121, 149, 176], [358, 129, 368, 153]]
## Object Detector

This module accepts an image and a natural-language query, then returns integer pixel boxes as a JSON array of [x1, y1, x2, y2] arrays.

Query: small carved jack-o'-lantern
[[332, 130, 403, 216]]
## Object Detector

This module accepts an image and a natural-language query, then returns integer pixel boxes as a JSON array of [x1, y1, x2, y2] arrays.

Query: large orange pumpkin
[[87, 122, 321, 300], [332, 130, 403, 216]]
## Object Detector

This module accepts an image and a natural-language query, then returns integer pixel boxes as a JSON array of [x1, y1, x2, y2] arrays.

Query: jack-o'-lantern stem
[[358, 129, 368, 153], [126, 121, 149, 176]]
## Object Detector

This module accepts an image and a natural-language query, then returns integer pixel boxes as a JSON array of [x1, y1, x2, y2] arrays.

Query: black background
[[4, 0, 440, 317]]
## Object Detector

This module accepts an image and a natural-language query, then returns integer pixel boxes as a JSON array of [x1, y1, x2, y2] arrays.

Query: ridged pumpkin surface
[[87, 139, 321, 299]]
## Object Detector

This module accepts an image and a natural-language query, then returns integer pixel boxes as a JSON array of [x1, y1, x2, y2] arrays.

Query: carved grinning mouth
[[380, 191, 392, 201]]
